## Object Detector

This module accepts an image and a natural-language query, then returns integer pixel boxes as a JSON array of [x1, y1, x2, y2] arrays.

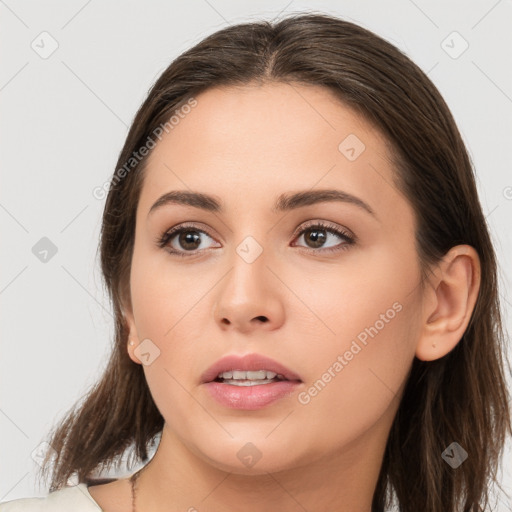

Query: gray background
[[1, 0, 511, 509]]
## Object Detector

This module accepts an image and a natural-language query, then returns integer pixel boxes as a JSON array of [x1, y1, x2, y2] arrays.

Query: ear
[[415, 245, 481, 361], [122, 292, 143, 366]]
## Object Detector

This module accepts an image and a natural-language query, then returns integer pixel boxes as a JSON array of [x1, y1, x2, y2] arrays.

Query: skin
[[88, 82, 480, 512]]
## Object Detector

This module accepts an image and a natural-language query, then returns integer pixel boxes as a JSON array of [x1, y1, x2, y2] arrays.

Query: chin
[[195, 440, 302, 476]]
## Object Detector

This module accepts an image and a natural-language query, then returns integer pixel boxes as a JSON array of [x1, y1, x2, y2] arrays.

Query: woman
[[2, 11, 510, 512]]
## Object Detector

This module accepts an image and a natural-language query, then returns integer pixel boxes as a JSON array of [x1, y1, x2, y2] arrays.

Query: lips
[[200, 353, 302, 384]]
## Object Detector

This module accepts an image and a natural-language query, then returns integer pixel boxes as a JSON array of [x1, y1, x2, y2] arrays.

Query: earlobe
[[123, 307, 142, 366], [415, 245, 481, 362]]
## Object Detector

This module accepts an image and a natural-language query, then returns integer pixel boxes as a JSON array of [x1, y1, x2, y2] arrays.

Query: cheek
[[291, 246, 421, 408], [129, 259, 206, 434], [291, 288, 421, 460], [128, 248, 192, 393], [129, 240, 208, 339], [285, 241, 420, 345]]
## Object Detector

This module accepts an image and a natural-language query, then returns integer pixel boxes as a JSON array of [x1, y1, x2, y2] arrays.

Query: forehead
[[137, 82, 407, 224]]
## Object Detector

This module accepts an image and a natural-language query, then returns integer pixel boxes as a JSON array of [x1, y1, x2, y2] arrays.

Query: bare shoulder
[[87, 479, 132, 512]]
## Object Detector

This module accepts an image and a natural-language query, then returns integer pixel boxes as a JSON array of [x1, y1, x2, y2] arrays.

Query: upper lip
[[201, 353, 302, 383]]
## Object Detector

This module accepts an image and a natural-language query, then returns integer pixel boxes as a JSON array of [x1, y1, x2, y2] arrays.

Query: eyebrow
[[148, 189, 376, 218]]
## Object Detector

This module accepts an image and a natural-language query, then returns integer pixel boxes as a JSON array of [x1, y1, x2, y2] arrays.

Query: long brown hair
[[38, 12, 511, 511]]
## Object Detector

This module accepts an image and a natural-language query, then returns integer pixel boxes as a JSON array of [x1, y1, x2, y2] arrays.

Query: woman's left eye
[[156, 221, 355, 258], [292, 221, 355, 253]]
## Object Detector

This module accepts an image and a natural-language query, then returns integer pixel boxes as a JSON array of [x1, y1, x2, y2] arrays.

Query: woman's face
[[125, 82, 424, 474]]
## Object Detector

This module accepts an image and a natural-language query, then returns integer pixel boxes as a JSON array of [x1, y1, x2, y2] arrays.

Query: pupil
[[306, 228, 326, 248], [180, 231, 201, 250]]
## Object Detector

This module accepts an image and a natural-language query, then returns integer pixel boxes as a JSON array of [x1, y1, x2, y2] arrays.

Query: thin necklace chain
[[129, 468, 143, 512]]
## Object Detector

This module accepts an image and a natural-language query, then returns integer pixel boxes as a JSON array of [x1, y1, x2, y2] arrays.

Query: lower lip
[[203, 380, 301, 410]]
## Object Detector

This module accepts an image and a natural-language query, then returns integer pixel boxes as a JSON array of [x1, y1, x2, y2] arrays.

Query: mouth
[[201, 354, 303, 410], [200, 353, 302, 385]]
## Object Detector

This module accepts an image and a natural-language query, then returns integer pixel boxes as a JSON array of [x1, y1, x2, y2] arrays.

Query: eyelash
[[156, 221, 355, 258]]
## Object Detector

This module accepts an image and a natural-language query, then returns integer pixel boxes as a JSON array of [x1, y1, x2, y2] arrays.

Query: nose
[[213, 245, 285, 334]]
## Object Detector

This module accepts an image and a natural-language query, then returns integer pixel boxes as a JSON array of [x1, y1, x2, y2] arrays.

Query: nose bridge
[[213, 225, 285, 331], [226, 207, 272, 275], [226, 231, 270, 300]]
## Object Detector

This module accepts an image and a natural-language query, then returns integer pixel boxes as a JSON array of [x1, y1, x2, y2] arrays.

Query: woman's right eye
[[157, 225, 218, 257]]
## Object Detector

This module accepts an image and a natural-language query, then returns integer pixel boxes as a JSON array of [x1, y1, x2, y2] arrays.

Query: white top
[[0, 484, 103, 512]]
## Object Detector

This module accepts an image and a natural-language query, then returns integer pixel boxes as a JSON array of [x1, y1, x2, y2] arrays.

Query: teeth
[[217, 370, 279, 380], [222, 379, 275, 386]]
